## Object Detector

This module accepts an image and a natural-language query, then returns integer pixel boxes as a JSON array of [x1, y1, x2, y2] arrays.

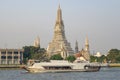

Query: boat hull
[[23, 60, 101, 73], [23, 66, 100, 73]]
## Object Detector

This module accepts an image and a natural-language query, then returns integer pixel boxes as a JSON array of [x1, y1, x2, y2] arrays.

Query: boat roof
[[50, 60, 69, 63]]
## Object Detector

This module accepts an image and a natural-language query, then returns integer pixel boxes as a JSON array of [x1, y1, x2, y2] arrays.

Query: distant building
[[94, 52, 102, 57], [33, 36, 40, 48], [47, 5, 74, 58], [74, 37, 90, 61], [0, 49, 24, 64]]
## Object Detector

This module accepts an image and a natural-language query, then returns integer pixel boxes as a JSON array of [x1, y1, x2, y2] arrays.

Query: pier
[[0, 64, 25, 68]]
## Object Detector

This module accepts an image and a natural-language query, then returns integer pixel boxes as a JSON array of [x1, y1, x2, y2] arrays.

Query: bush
[[50, 54, 63, 60], [66, 55, 76, 62]]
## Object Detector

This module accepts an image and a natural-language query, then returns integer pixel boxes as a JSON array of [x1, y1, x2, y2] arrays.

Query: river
[[0, 67, 119, 80]]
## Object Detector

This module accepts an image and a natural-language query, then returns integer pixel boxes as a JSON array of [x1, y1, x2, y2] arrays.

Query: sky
[[0, 0, 120, 54]]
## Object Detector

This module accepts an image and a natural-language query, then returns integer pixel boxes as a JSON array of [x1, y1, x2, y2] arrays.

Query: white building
[[94, 52, 102, 57], [0, 49, 24, 64]]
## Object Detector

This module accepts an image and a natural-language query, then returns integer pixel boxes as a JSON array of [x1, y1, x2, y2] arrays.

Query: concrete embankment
[[100, 63, 109, 67], [0, 65, 25, 68], [108, 63, 120, 67]]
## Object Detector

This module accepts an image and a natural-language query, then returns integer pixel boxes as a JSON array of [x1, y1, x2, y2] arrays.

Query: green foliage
[[90, 55, 107, 63], [90, 55, 97, 62], [100, 55, 107, 62], [50, 54, 63, 60], [107, 49, 120, 63], [23, 46, 48, 63], [90, 49, 120, 63], [66, 55, 76, 62], [23, 47, 120, 64]]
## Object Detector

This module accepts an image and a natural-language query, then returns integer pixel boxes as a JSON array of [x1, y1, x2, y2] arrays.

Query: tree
[[107, 49, 120, 63], [66, 55, 76, 62], [23, 46, 48, 63], [90, 55, 107, 63], [50, 54, 63, 60], [90, 55, 97, 62], [100, 55, 107, 63]]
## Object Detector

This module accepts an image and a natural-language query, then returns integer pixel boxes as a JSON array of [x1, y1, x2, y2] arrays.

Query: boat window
[[43, 66, 72, 70]]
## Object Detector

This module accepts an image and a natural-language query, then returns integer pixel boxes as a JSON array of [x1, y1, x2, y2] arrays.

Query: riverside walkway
[[0, 64, 25, 68]]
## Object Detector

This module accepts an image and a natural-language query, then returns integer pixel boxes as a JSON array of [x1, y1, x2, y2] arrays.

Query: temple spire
[[33, 36, 40, 48], [75, 40, 79, 53], [85, 36, 89, 51], [58, 4, 60, 9], [85, 36, 89, 45], [57, 4, 62, 22], [84, 36, 90, 61], [54, 4, 65, 40], [47, 5, 74, 58]]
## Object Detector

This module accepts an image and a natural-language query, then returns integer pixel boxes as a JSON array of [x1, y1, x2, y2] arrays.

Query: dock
[[0, 64, 25, 68]]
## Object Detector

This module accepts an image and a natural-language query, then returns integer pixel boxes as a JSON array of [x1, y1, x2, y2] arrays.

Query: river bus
[[23, 60, 101, 73]]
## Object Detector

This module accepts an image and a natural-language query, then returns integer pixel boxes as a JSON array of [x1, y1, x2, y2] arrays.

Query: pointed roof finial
[[75, 40, 79, 53], [76, 40, 78, 46], [58, 3, 60, 9], [56, 3, 62, 22], [33, 36, 40, 48], [85, 35, 89, 45], [76, 40, 78, 43]]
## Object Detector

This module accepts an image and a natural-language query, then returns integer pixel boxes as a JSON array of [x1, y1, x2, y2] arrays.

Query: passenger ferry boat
[[23, 60, 101, 73]]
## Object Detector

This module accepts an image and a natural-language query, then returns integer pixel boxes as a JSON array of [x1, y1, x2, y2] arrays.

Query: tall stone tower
[[47, 5, 74, 58], [83, 36, 90, 61], [85, 36, 89, 51], [75, 40, 79, 53], [33, 36, 40, 48]]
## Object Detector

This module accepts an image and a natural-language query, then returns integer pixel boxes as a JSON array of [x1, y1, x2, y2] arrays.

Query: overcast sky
[[0, 0, 120, 54]]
